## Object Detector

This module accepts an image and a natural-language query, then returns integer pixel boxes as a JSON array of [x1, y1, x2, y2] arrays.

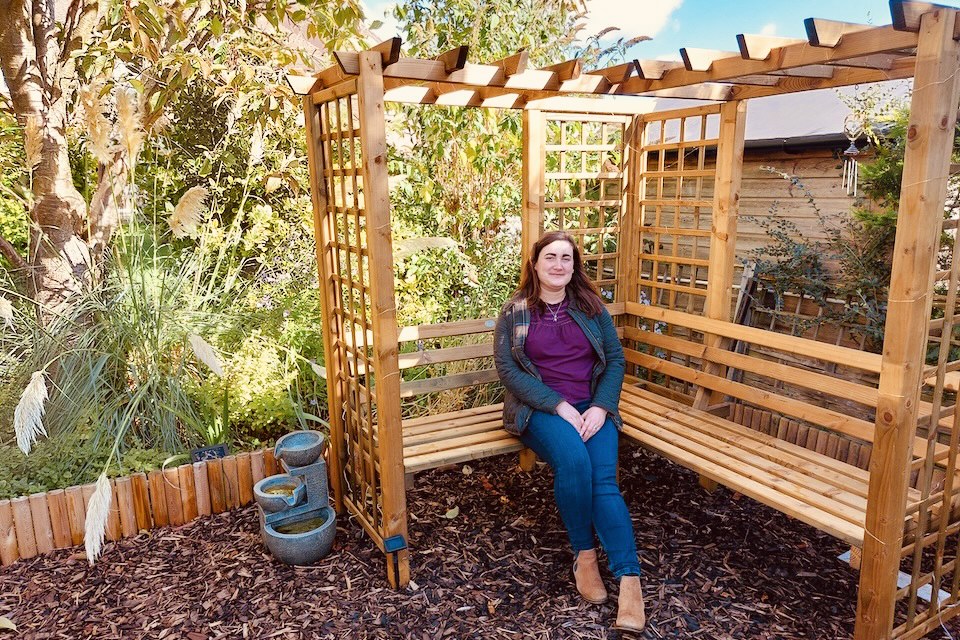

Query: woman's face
[[534, 239, 575, 294]]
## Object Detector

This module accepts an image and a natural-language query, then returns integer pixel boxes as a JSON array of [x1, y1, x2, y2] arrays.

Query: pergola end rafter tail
[[891, 0, 960, 38]]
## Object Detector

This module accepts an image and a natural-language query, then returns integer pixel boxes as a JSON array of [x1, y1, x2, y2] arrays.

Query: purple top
[[524, 300, 598, 404]]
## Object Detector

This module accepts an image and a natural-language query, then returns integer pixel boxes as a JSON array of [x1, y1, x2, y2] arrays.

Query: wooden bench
[[618, 302, 952, 548], [402, 403, 521, 473]]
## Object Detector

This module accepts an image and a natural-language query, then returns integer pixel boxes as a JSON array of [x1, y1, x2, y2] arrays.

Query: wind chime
[[841, 113, 864, 197]]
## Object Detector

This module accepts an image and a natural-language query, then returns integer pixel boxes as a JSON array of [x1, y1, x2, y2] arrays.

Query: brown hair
[[515, 231, 604, 317]]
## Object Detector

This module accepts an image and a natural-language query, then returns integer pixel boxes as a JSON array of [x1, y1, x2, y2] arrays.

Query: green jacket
[[493, 295, 625, 436]]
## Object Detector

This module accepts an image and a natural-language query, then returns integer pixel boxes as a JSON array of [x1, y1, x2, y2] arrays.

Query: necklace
[[545, 299, 565, 322]]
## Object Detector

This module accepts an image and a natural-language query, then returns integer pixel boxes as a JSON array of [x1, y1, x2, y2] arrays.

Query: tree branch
[[0, 233, 28, 270]]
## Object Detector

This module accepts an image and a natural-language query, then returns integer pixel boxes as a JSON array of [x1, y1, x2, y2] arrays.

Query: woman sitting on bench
[[493, 231, 645, 633]]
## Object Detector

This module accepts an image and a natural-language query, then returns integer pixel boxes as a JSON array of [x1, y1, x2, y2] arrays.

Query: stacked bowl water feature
[[253, 430, 336, 565]]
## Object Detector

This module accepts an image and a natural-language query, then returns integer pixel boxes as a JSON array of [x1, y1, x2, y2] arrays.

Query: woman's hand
[[556, 401, 583, 431], [579, 406, 608, 442]]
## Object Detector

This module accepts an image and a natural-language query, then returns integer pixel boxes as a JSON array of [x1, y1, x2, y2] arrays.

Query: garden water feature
[[253, 430, 336, 565]]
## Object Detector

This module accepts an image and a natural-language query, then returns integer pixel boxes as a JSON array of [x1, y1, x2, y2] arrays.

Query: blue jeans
[[520, 400, 641, 577]]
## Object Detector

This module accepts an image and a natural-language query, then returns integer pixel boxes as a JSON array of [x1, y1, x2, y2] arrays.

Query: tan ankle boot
[[614, 575, 646, 633], [572, 549, 608, 604]]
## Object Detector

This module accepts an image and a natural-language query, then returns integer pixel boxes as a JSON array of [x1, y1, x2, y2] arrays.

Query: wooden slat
[[207, 458, 226, 514], [492, 50, 529, 76], [404, 437, 523, 474], [399, 368, 500, 397], [131, 473, 152, 532], [397, 317, 493, 342], [0, 500, 17, 565], [178, 464, 199, 523], [541, 58, 581, 80], [163, 467, 184, 526], [634, 58, 684, 80], [250, 450, 266, 485], [237, 452, 254, 506], [114, 477, 138, 538], [222, 455, 240, 510], [891, 0, 960, 38], [11, 496, 35, 559], [193, 462, 212, 517], [28, 493, 54, 554], [398, 343, 493, 369], [587, 61, 635, 84], [64, 486, 86, 546], [147, 471, 168, 527], [46, 490, 71, 549]]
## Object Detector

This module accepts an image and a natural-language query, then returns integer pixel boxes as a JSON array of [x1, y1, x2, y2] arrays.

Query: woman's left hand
[[579, 406, 607, 442]]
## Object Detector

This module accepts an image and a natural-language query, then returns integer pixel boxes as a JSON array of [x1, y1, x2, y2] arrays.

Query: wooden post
[[855, 8, 960, 639], [619, 115, 644, 308], [521, 108, 545, 263], [357, 49, 409, 588], [250, 450, 266, 485], [28, 493, 54, 554], [222, 455, 240, 510], [46, 489, 72, 549], [237, 452, 253, 506], [64, 486, 86, 545], [130, 473, 152, 532], [207, 458, 226, 514], [0, 500, 18, 565], [114, 477, 138, 538], [11, 496, 36, 559], [193, 462, 212, 517], [694, 100, 747, 412], [304, 93, 346, 515], [163, 468, 184, 527], [178, 464, 199, 523], [147, 470, 169, 527]]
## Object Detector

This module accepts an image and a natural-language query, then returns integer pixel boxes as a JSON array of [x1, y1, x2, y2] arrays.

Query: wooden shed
[[290, 3, 960, 637]]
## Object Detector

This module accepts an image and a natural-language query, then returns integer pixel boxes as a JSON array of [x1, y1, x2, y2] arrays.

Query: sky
[[362, 0, 960, 61]]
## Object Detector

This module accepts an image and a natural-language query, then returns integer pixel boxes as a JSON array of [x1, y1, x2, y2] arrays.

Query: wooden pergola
[[291, 2, 960, 637]]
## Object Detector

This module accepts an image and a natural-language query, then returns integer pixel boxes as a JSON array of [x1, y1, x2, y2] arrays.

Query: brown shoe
[[572, 549, 608, 604], [613, 575, 646, 633]]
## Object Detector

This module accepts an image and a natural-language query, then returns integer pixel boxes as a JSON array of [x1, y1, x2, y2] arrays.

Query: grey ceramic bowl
[[274, 430, 326, 468], [253, 474, 306, 513], [260, 505, 337, 565]]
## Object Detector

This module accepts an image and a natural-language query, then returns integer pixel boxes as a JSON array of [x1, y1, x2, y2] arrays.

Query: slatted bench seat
[[619, 385, 925, 546], [618, 303, 954, 548], [401, 403, 521, 473]]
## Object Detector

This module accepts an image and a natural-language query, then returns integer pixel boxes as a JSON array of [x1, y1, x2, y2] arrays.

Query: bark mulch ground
[[2, 443, 959, 639]]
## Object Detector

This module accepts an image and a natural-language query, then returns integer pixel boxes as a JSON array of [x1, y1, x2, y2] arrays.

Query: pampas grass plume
[[116, 88, 144, 167], [188, 333, 224, 376], [14, 371, 48, 455], [79, 84, 112, 164], [0, 296, 12, 328], [84, 473, 112, 564], [169, 187, 208, 239]]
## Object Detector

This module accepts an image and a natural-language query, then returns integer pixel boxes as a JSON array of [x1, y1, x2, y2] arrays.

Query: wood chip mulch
[[3, 443, 959, 639]]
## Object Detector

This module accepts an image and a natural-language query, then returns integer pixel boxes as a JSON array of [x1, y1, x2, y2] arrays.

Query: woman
[[493, 231, 645, 632]]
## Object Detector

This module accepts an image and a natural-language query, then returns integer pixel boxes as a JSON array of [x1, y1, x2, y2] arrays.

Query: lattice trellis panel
[[542, 113, 630, 303], [626, 106, 722, 398], [313, 93, 387, 541], [637, 105, 720, 314], [895, 215, 960, 638]]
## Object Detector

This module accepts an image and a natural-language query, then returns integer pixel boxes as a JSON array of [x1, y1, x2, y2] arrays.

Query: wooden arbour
[[294, 3, 960, 637]]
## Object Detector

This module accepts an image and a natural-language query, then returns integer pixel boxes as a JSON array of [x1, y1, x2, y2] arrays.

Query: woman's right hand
[[556, 401, 583, 431]]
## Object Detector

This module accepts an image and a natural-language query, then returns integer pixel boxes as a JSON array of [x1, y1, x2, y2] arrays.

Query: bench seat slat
[[620, 396, 870, 509]]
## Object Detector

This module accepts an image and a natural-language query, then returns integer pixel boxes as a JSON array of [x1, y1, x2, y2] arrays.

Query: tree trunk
[[0, 0, 100, 317]]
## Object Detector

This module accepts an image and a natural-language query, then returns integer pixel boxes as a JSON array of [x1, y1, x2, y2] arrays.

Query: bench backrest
[[623, 302, 946, 462]]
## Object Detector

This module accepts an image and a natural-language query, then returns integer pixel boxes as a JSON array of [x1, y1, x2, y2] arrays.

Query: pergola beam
[[729, 55, 915, 100], [619, 25, 918, 93], [681, 48, 742, 71], [491, 50, 529, 76], [587, 61, 636, 84], [541, 58, 582, 81]]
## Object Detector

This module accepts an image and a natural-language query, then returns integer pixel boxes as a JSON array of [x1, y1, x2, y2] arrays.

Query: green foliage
[[0, 114, 29, 263]]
